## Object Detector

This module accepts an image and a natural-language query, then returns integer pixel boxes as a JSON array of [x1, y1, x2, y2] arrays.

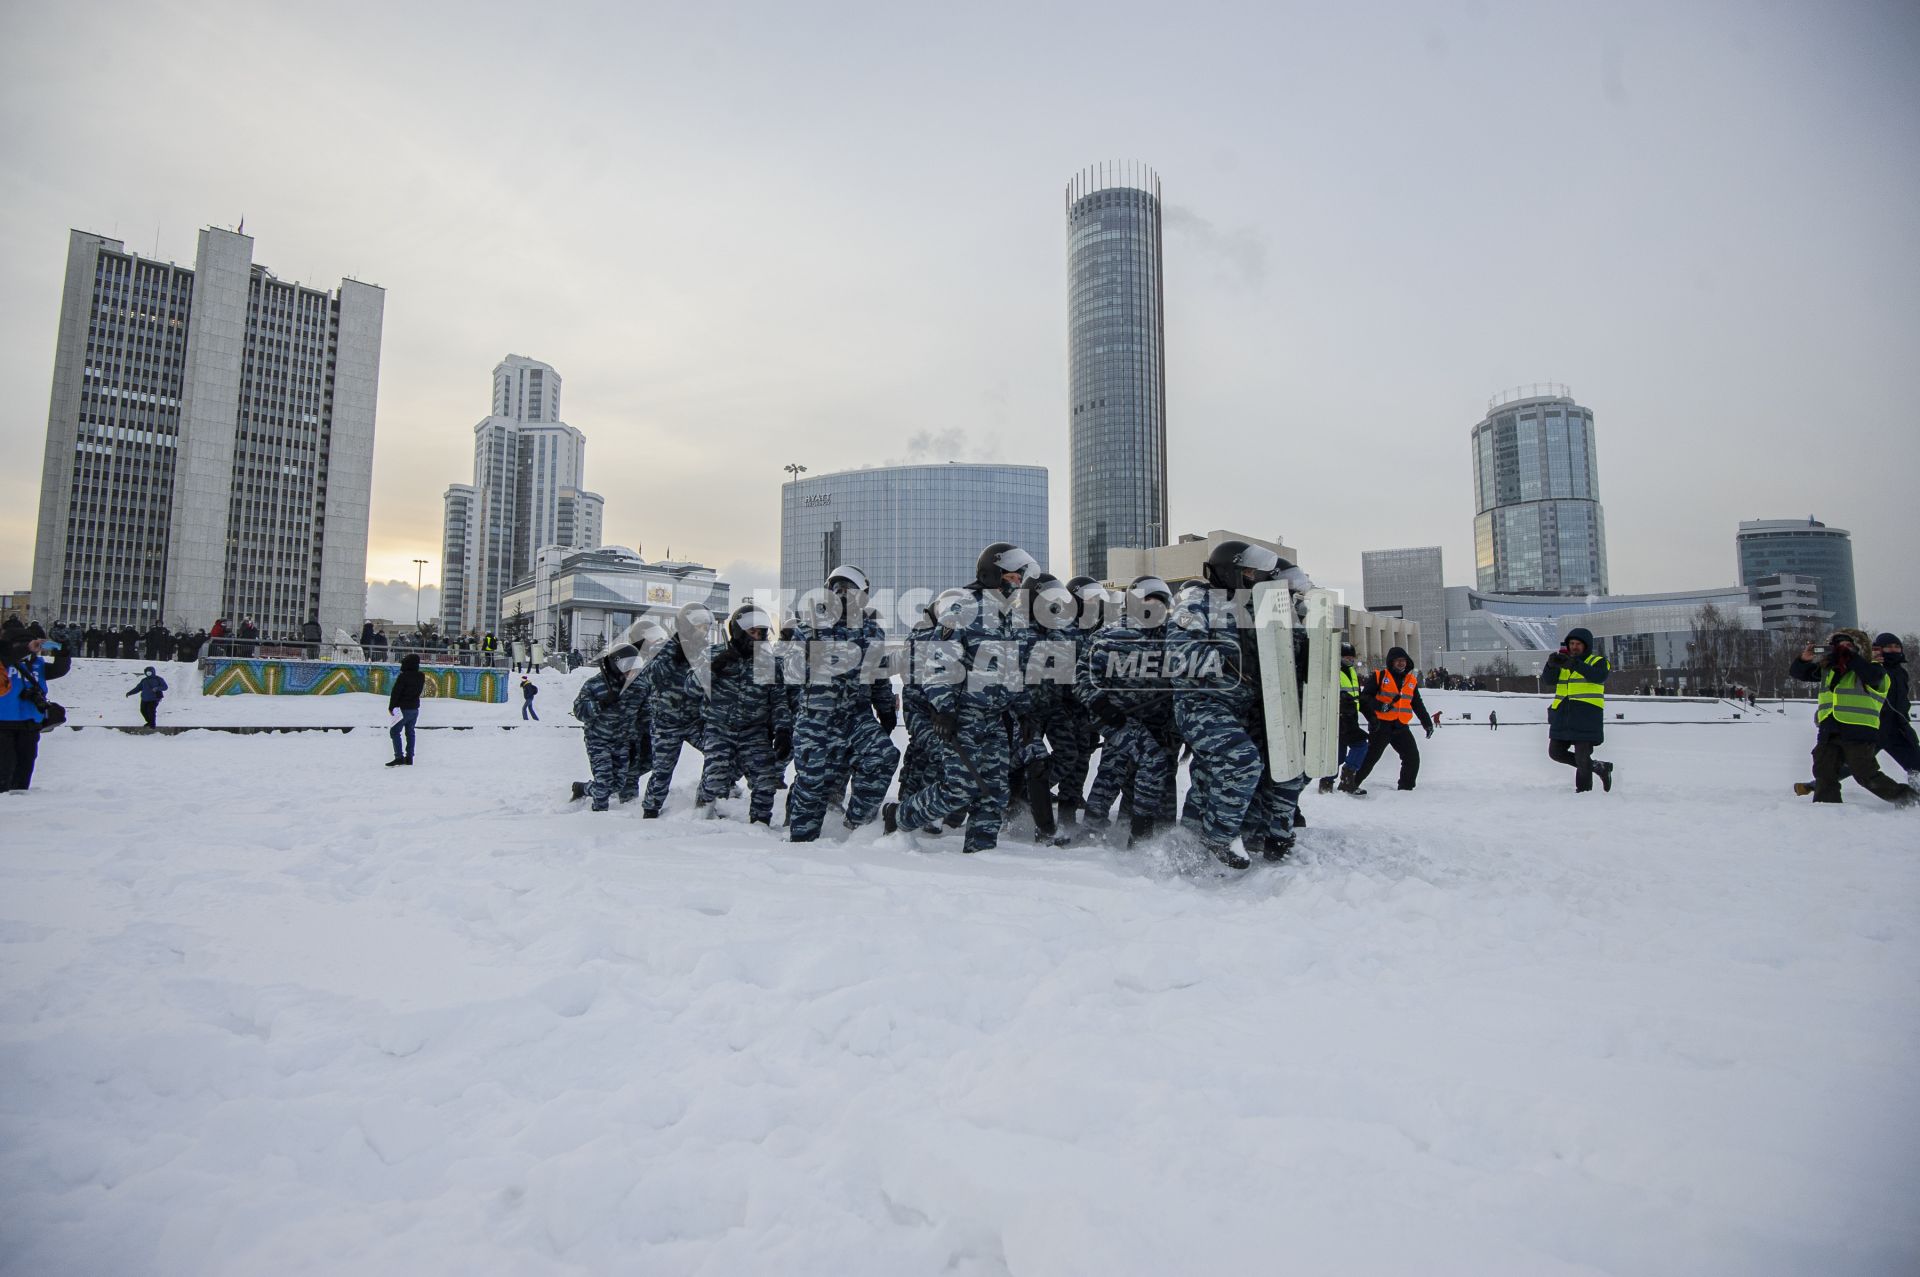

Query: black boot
[[1127, 811, 1157, 848], [1208, 841, 1252, 870], [1598, 760, 1614, 793], [1026, 770, 1057, 839], [642, 808, 660, 819], [1263, 833, 1295, 862], [570, 781, 588, 802], [1317, 777, 1335, 795], [882, 801, 900, 834], [1291, 807, 1307, 829]]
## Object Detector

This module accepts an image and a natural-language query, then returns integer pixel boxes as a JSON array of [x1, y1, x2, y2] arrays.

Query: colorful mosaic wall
[[202, 660, 507, 703]]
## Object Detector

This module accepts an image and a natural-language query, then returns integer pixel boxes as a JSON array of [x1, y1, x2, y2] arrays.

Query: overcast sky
[[4, 0, 1917, 629]]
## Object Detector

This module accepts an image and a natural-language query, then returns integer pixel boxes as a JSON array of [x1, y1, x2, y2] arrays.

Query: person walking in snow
[[386, 653, 425, 767], [125, 666, 168, 728], [571, 642, 650, 810], [1543, 627, 1614, 793], [519, 677, 539, 721], [1347, 645, 1433, 793], [1489, 710, 1498, 731]]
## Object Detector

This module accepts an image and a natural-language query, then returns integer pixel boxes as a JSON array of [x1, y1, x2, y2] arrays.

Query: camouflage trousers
[[1174, 698, 1303, 849], [1085, 719, 1178, 822], [698, 719, 782, 821], [897, 711, 1012, 852], [900, 700, 937, 804], [786, 704, 899, 841], [584, 729, 646, 810], [644, 716, 704, 814]]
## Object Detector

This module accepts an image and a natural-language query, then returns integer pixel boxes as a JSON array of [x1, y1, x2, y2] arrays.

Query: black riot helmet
[[975, 542, 1039, 595], [727, 604, 773, 659], [1067, 575, 1109, 628], [599, 642, 641, 686], [1125, 575, 1174, 628], [1027, 573, 1075, 631], [1201, 540, 1287, 591]]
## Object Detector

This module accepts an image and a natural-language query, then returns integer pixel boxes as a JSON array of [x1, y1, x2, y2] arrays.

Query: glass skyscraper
[[780, 464, 1049, 603], [1471, 386, 1608, 596], [1361, 546, 1448, 669], [1067, 163, 1166, 579], [1736, 517, 1856, 630]]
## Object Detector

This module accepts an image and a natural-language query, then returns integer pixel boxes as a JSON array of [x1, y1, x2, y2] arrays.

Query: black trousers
[[140, 701, 158, 728], [1355, 721, 1420, 789], [0, 722, 41, 791], [1812, 735, 1908, 804], [1880, 731, 1920, 775], [1548, 739, 1605, 790]]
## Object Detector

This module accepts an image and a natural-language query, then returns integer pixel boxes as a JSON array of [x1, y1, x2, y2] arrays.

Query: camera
[[1808, 644, 1830, 657]]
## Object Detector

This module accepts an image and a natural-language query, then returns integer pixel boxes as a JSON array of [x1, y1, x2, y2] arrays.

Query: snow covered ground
[[3, 665, 1917, 1275]]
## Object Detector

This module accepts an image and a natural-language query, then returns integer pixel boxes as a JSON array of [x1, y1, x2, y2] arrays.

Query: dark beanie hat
[[1874, 632, 1900, 647]]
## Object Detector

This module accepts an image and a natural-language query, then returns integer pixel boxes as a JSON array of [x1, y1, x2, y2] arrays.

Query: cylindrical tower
[[1066, 162, 1166, 579], [1470, 385, 1609, 596]]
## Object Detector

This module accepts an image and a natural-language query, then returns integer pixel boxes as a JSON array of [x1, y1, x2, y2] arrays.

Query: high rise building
[[30, 227, 383, 635], [780, 463, 1049, 600], [1736, 517, 1856, 630], [1471, 385, 1608, 596], [557, 487, 604, 553], [1361, 546, 1448, 669], [441, 356, 604, 635], [439, 483, 475, 634], [1066, 163, 1167, 578]]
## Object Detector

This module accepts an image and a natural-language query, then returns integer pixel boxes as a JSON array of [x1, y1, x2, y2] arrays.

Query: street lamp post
[[784, 463, 807, 482], [413, 559, 429, 631]]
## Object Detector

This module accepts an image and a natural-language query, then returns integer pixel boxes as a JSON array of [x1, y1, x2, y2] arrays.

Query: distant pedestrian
[[387, 653, 425, 767], [520, 676, 539, 720], [1489, 710, 1498, 731], [125, 665, 168, 728]]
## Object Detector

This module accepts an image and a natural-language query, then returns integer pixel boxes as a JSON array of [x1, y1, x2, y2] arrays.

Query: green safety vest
[[1339, 666, 1360, 703], [1817, 666, 1888, 729], [1551, 653, 1606, 710]]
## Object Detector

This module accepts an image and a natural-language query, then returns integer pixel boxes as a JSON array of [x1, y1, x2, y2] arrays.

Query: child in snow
[[125, 665, 168, 728]]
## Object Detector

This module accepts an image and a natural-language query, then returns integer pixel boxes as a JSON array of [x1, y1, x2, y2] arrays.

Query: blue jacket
[[1, 646, 70, 723], [127, 672, 169, 703]]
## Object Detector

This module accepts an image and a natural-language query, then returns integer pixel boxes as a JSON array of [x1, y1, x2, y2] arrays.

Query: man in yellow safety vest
[[1543, 626, 1615, 793], [1788, 627, 1912, 806]]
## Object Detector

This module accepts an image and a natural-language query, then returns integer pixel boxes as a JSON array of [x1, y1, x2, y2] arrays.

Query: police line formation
[[553, 539, 1917, 872]]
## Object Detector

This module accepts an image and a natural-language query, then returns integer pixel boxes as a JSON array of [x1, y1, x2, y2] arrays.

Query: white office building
[[30, 226, 383, 636], [442, 355, 605, 636]]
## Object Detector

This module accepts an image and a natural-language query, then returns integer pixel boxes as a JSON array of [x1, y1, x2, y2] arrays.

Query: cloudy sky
[[3, 0, 1917, 628]]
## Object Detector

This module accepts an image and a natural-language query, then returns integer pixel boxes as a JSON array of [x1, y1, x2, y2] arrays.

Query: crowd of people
[[550, 540, 1790, 871], [6, 553, 1914, 832]]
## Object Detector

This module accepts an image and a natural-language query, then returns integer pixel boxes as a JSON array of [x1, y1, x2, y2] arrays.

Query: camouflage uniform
[[1078, 618, 1179, 825], [572, 671, 650, 810], [896, 591, 1018, 853], [785, 614, 899, 841], [1166, 586, 1302, 853], [696, 642, 792, 822], [637, 644, 706, 815], [898, 618, 939, 805]]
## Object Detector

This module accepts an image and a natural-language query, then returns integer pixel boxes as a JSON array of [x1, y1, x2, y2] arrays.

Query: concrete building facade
[[499, 546, 729, 656], [31, 226, 383, 636], [444, 356, 602, 636], [439, 484, 475, 635], [1361, 546, 1447, 669]]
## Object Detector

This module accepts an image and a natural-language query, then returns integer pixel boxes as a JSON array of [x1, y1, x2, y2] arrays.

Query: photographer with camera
[[1788, 629, 1912, 807], [1, 628, 72, 793], [1543, 627, 1615, 794]]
